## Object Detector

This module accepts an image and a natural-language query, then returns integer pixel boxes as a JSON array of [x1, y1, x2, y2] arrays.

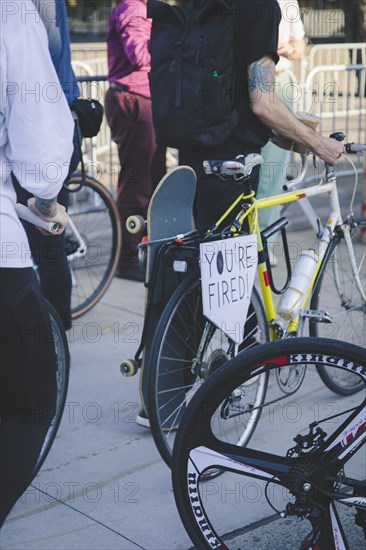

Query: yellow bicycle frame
[[209, 181, 340, 340]]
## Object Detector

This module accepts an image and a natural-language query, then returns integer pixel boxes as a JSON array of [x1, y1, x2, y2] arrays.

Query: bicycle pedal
[[300, 309, 332, 323], [64, 236, 80, 256]]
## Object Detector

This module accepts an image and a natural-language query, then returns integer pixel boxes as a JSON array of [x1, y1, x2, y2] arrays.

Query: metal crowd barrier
[[302, 64, 366, 145], [307, 43, 366, 72]]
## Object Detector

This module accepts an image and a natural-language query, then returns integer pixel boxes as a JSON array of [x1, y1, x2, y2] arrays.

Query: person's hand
[[271, 133, 345, 165], [277, 40, 295, 59], [311, 136, 345, 165], [27, 198, 69, 236]]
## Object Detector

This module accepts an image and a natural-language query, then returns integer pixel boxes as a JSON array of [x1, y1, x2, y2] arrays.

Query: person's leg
[[178, 154, 260, 230], [105, 89, 164, 277], [0, 268, 56, 525], [256, 139, 290, 229], [256, 72, 294, 253], [151, 144, 167, 193], [34, 240, 72, 329]]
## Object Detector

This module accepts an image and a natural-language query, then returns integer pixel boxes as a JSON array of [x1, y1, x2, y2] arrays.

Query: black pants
[[178, 152, 260, 230], [0, 268, 56, 526], [178, 152, 261, 347]]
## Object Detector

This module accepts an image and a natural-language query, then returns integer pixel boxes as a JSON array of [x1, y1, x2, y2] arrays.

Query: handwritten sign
[[200, 235, 257, 343]]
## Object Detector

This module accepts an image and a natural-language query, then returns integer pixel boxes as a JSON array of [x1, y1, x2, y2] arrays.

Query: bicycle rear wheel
[[33, 302, 70, 476], [172, 338, 366, 550], [148, 270, 269, 468], [65, 176, 121, 319], [310, 224, 365, 395]]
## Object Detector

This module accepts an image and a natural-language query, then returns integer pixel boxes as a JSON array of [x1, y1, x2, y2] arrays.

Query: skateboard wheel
[[126, 215, 145, 234], [120, 359, 138, 377]]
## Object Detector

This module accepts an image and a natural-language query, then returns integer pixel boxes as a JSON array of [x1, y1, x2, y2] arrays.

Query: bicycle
[[132, 133, 365, 467], [172, 337, 366, 550], [64, 175, 121, 319], [33, 301, 70, 476]]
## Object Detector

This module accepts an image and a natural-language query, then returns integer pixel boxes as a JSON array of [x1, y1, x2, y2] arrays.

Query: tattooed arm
[[34, 196, 58, 218], [27, 197, 69, 235], [248, 56, 344, 165]]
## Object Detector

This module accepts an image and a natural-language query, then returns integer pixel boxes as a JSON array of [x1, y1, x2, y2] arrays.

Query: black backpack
[[148, 0, 240, 149]]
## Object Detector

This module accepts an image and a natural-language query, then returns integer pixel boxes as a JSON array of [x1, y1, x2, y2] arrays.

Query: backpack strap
[[174, 29, 192, 107], [64, 111, 85, 193]]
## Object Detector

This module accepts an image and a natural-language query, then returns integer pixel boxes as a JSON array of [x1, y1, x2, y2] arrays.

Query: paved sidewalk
[[1, 176, 365, 549]]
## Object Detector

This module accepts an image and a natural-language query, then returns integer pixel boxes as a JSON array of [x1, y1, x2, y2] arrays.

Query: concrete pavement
[[1, 179, 365, 549]]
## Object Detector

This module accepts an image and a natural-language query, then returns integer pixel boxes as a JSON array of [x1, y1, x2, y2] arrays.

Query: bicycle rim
[[172, 338, 366, 550], [66, 177, 121, 318], [148, 272, 269, 467], [33, 302, 70, 476], [310, 228, 365, 395]]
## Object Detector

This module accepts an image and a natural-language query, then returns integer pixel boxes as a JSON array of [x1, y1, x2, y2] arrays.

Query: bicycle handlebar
[[345, 143, 366, 153], [282, 154, 308, 191], [283, 141, 365, 191], [15, 204, 60, 233]]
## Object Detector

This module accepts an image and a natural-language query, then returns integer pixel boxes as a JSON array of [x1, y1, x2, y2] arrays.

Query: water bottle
[[277, 250, 318, 320]]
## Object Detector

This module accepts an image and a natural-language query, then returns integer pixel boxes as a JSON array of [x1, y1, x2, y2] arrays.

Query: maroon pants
[[105, 88, 166, 269]]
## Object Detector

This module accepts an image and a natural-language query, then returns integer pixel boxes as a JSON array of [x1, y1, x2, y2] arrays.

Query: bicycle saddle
[[203, 153, 264, 181]]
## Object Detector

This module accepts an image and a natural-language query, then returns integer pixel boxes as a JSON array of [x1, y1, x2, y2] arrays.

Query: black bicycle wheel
[[310, 223, 366, 395], [65, 176, 121, 319], [33, 302, 70, 476], [148, 270, 269, 468], [172, 338, 366, 550]]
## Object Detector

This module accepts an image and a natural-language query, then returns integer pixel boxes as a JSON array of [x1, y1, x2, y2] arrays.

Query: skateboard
[[120, 166, 197, 413]]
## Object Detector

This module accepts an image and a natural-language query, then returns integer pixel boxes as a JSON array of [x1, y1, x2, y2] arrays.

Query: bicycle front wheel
[[310, 225, 365, 395], [172, 338, 366, 550], [148, 270, 269, 468], [33, 302, 70, 476], [66, 177, 121, 319]]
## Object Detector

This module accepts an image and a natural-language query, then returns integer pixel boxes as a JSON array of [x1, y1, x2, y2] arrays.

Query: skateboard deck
[[139, 166, 197, 412]]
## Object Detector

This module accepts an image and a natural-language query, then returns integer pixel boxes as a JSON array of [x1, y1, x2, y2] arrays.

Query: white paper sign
[[200, 235, 257, 343]]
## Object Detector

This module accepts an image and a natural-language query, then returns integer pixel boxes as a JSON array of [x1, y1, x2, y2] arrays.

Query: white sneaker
[[136, 407, 150, 428]]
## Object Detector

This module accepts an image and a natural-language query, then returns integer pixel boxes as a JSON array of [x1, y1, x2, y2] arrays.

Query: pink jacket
[[107, 0, 151, 98]]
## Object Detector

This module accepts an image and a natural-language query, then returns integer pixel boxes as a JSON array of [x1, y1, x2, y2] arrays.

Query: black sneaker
[[136, 407, 150, 428]]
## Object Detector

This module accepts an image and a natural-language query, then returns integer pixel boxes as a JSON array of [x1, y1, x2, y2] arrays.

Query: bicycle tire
[[310, 224, 365, 395], [66, 176, 121, 319], [33, 302, 70, 476], [148, 270, 269, 468], [172, 337, 366, 550]]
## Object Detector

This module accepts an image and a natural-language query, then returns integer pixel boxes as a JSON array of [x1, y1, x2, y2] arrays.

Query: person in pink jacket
[[105, 0, 166, 282]]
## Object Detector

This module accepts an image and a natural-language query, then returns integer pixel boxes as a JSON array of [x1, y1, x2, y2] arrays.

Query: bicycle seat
[[203, 153, 264, 181]]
